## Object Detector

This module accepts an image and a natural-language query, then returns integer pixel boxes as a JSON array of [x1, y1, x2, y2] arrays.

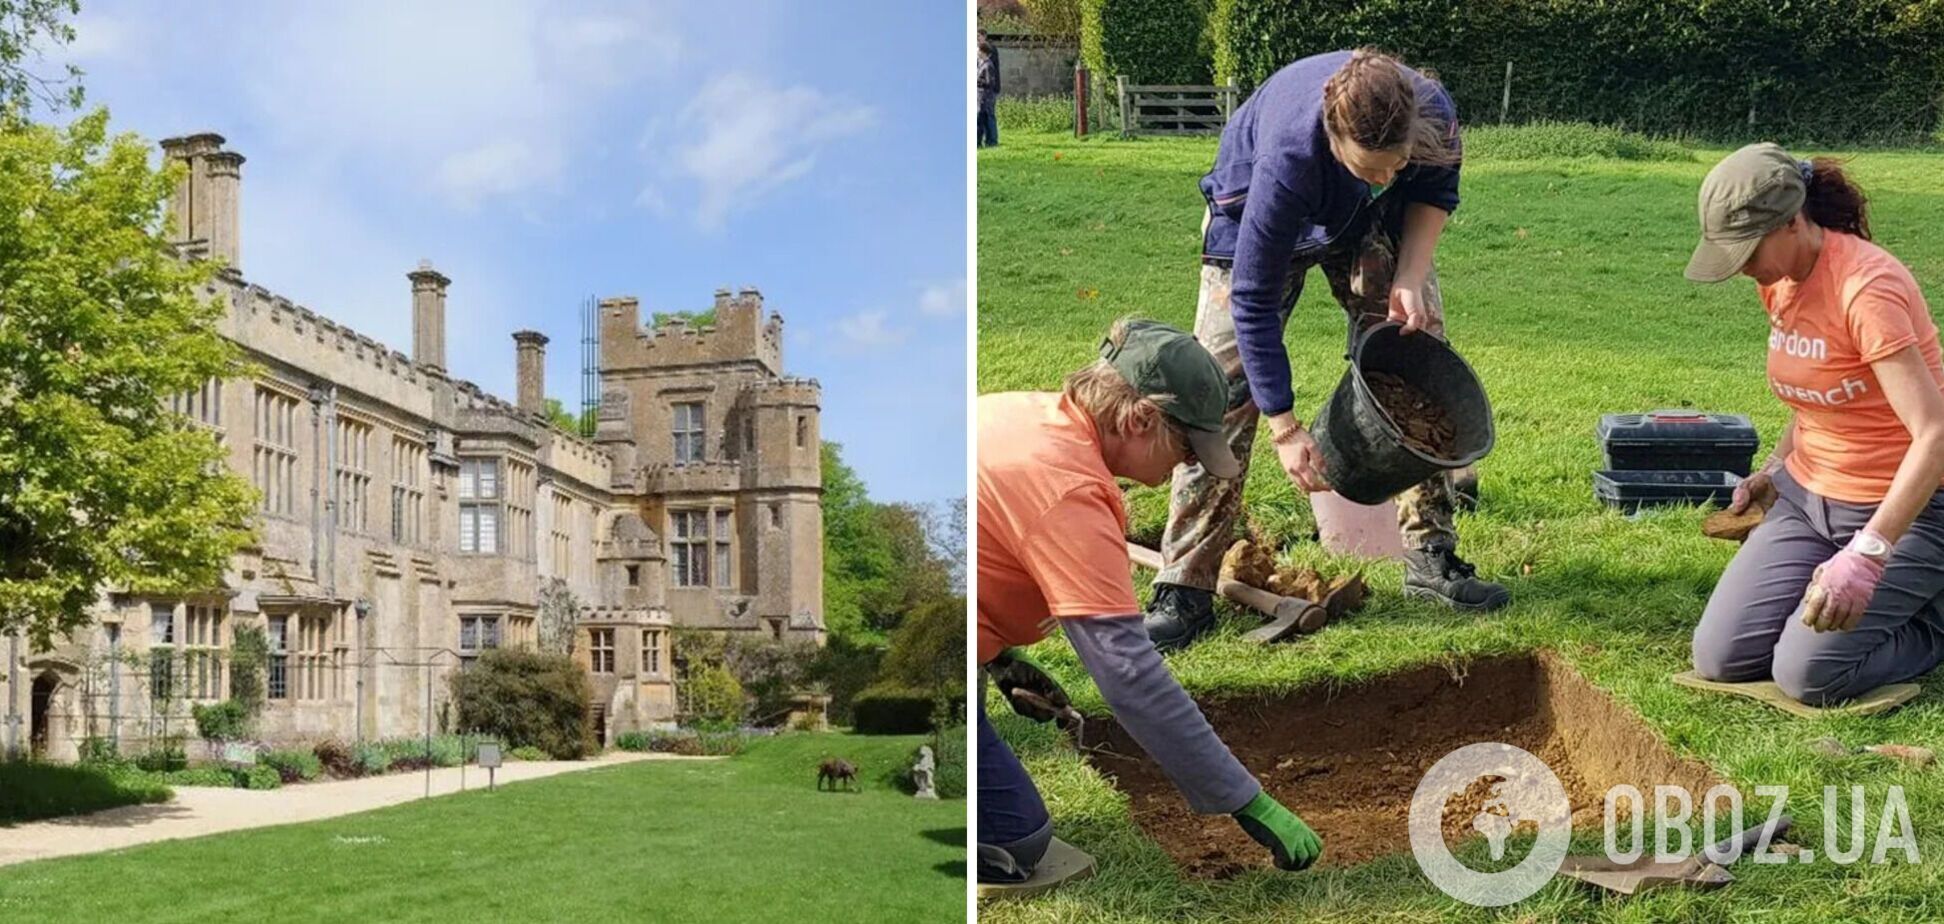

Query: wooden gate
[[1117, 77, 1240, 138]]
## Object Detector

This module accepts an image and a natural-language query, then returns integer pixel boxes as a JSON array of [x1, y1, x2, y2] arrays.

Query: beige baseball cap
[[1685, 143, 1807, 283]]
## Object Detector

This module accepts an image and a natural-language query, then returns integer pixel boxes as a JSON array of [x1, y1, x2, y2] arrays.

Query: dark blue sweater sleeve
[[1230, 161, 1312, 418]]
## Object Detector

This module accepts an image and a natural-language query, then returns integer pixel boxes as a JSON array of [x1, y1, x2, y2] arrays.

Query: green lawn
[[0, 733, 964, 922], [978, 128, 1944, 922]]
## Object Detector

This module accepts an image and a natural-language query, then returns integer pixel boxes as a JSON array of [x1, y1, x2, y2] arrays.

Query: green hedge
[[1205, 0, 1944, 143], [1081, 0, 1211, 92], [0, 761, 173, 824], [852, 685, 937, 735]]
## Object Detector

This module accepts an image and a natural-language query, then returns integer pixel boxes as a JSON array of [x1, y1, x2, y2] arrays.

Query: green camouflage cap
[[1686, 143, 1807, 283], [1100, 319, 1240, 478]]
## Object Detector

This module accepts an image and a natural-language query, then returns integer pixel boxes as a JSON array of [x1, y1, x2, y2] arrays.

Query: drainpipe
[[309, 386, 325, 584], [5, 631, 18, 760], [108, 623, 121, 749], [325, 385, 339, 598], [354, 599, 369, 743]]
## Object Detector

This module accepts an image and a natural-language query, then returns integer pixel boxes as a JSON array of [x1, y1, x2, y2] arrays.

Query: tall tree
[[820, 441, 895, 643], [0, 111, 257, 644], [0, 0, 82, 113]]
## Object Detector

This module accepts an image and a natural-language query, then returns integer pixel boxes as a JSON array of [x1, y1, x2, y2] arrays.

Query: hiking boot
[[1403, 546, 1511, 611], [1143, 583, 1216, 652]]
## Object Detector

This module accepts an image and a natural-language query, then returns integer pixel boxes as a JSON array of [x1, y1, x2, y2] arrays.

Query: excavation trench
[[1087, 652, 1720, 877]]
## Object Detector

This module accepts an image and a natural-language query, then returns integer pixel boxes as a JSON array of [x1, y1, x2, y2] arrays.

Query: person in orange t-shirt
[[1686, 144, 1944, 705], [977, 319, 1321, 886]]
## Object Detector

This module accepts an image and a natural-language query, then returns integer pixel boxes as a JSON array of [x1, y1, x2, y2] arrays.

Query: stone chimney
[[513, 330, 548, 415], [408, 260, 450, 372], [158, 133, 244, 269]]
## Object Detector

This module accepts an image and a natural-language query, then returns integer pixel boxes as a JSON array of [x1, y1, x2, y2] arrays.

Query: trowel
[[1006, 688, 1089, 752], [1558, 815, 1791, 896]]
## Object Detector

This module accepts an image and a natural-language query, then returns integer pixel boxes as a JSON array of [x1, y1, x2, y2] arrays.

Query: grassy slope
[[978, 130, 1944, 922], [0, 734, 963, 923]]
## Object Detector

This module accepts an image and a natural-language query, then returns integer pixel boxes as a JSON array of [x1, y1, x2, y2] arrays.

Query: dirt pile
[[1703, 506, 1764, 542], [1220, 539, 1367, 615], [1088, 653, 1721, 877], [1366, 371, 1456, 458]]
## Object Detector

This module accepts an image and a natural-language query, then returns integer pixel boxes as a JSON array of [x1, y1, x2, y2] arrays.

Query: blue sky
[[55, 0, 968, 506]]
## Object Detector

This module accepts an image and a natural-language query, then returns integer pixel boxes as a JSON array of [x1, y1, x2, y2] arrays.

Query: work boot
[[1143, 583, 1217, 652], [1403, 546, 1511, 611]]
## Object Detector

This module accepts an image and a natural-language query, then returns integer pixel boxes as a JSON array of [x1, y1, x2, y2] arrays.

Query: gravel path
[[0, 751, 704, 867]]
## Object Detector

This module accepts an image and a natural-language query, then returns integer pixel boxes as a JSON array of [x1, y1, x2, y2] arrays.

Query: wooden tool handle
[[1126, 542, 1163, 571]]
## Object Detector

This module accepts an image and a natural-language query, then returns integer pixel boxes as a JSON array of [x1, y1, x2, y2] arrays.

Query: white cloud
[[66, 11, 135, 62], [434, 139, 562, 210], [918, 278, 967, 317], [662, 72, 875, 229], [836, 310, 904, 349], [222, 0, 679, 210]]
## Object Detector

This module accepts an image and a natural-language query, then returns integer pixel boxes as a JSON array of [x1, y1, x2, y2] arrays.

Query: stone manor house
[[1, 134, 824, 762]]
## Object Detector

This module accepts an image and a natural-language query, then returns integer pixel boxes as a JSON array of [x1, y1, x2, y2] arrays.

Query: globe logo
[[1409, 742, 1573, 907]]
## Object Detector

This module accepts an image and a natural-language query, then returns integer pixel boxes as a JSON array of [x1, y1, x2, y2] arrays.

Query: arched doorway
[[29, 673, 57, 759]]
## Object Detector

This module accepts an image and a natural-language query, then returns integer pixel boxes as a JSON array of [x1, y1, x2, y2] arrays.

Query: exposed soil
[[1366, 371, 1457, 458], [1703, 506, 1764, 542], [1087, 652, 1720, 877], [1220, 539, 1368, 617]]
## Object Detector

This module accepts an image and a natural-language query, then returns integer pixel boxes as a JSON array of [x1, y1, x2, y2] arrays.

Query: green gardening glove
[[989, 648, 1071, 723], [1233, 791, 1324, 871]]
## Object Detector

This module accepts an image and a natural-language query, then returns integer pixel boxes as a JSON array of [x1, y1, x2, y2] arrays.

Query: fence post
[[1117, 75, 1131, 139], [1074, 62, 1089, 138], [1223, 79, 1237, 124], [1500, 61, 1513, 124]]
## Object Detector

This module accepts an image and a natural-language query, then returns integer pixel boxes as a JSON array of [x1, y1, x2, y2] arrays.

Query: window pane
[[713, 510, 729, 538], [268, 617, 287, 651], [460, 617, 478, 650], [151, 604, 173, 644], [483, 618, 501, 649], [478, 507, 499, 554], [460, 507, 478, 552], [715, 543, 730, 588], [479, 460, 499, 498]]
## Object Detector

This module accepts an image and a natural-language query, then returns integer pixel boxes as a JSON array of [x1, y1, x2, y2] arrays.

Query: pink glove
[[1803, 533, 1889, 633]]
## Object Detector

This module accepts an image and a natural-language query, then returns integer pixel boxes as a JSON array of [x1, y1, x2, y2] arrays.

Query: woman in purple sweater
[[1146, 49, 1511, 650]]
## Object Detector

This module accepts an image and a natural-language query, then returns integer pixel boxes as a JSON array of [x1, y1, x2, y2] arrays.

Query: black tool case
[[1596, 411, 1760, 475]]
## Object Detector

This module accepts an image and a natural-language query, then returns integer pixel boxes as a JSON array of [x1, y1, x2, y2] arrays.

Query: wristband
[[1269, 420, 1306, 446]]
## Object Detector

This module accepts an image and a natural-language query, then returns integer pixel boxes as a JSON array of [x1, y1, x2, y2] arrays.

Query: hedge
[[449, 648, 595, 759], [852, 684, 938, 735], [1204, 0, 1944, 143], [1081, 0, 1211, 94]]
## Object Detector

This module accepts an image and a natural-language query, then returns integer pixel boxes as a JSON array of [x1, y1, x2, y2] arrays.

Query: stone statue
[[912, 745, 938, 800]]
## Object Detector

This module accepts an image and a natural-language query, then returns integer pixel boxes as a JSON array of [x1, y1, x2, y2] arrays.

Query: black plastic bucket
[[1310, 323, 1496, 505]]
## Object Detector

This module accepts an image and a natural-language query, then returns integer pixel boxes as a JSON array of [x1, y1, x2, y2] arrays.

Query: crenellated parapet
[[749, 377, 821, 408], [577, 605, 673, 626], [639, 460, 742, 495], [599, 287, 783, 375]]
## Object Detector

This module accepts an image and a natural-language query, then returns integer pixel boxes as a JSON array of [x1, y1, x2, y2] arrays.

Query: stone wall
[[993, 35, 1078, 99]]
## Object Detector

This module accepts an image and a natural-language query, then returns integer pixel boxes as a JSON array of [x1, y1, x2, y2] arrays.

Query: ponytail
[[1322, 48, 1459, 167], [1801, 157, 1870, 241]]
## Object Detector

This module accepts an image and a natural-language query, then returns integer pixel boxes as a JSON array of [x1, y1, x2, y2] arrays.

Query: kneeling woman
[[1688, 144, 1944, 705]]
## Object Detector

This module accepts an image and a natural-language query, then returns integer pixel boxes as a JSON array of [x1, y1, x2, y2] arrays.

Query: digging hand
[[1232, 791, 1323, 871], [1269, 419, 1330, 493], [1729, 467, 1778, 516], [991, 648, 1072, 723], [1802, 539, 1887, 633]]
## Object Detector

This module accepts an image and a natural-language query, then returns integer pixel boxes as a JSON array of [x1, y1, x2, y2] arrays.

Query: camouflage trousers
[[1156, 198, 1460, 592]]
